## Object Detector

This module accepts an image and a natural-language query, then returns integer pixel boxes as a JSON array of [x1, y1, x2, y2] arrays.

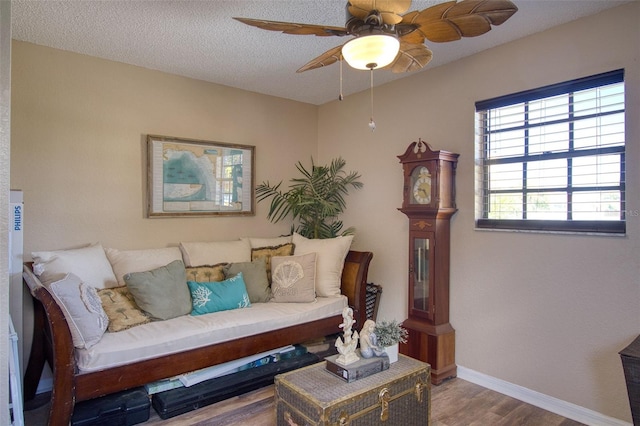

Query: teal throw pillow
[[188, 272, 251, 316]]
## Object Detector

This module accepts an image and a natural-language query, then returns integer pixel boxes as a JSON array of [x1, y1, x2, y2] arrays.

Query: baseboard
[[457, 366, 631, 426]]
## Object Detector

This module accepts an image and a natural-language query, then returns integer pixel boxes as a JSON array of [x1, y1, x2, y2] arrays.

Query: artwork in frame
[[147, 134, 255, 217]]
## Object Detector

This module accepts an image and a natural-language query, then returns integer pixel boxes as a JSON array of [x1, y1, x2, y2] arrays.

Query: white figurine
[[359, 319, 387, 358], [335, 307, 360, 365], [359, 319, 376, 358]]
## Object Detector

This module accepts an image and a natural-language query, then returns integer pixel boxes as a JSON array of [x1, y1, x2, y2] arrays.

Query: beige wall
[[319, 3, 639, 422], [11, 41, 318, 253], [10, 41, 320, 387], [9, 2, 639, 423]]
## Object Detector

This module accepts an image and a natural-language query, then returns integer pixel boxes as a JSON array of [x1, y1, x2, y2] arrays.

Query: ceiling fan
[[234, 0, 518, 73]]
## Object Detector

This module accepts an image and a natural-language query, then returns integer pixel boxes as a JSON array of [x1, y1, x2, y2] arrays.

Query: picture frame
[[146, 134, 255, 217]]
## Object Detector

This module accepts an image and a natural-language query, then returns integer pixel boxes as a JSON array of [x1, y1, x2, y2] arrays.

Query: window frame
[[475, 69, 626, 234]]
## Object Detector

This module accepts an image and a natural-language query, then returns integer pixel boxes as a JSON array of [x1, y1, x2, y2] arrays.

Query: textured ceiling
[[11, 0, 632, 105]]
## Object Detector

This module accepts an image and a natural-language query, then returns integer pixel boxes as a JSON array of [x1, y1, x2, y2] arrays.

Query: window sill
[[474, 227, 627, 238]]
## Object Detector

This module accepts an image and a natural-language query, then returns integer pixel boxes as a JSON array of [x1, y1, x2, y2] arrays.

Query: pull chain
[[368, 68, 376, 131], [339, 55, 344, 101]]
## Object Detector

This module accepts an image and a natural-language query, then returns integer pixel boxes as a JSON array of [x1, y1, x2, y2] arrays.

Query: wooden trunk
[[274, 355, 430, 425]]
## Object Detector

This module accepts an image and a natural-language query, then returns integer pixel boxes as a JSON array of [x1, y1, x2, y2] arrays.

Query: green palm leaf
[[256, 157, 363, 239]]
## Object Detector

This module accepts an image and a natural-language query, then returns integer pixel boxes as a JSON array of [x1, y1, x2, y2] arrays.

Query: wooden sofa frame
[[22, 250, 373, 426]]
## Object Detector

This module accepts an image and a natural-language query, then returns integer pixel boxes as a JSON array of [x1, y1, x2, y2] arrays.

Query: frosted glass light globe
[[342, 35, 400, 70]]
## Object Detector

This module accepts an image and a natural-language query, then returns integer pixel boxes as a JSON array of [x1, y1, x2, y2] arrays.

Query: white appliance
[[9, 190, 24, 425], [9, 190, 23, 366]]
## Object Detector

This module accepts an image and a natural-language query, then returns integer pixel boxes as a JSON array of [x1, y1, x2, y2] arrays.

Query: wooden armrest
[[341, 250, 373, 330]]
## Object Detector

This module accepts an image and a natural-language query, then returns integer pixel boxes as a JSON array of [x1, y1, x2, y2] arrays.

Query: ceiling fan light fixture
[[342, 34, 400, 70]]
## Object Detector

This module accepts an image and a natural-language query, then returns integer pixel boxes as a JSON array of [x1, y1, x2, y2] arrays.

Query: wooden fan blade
[[233, 17, 348, 37], [348, 0, 412, 25], [297, 45, 344, 73], [386, 42, 433, 73], [401, 0, 518, 43], [397, 15, 426, 44]]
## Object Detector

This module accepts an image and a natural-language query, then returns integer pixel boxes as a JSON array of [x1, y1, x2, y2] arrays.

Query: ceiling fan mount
[[348, 9, 384, 28], [234, 0, 518, 73]]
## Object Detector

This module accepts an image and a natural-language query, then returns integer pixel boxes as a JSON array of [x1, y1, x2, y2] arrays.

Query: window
[[217, 149, 245, 210], [475, 69, 625, 234]]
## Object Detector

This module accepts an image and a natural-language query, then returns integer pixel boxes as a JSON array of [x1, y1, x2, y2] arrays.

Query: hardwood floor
[[24, 378, 585, 425], [430, 379, 583, 426]]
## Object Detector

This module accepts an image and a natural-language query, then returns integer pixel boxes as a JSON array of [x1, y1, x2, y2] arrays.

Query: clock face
[[411, 167, 432, 204]]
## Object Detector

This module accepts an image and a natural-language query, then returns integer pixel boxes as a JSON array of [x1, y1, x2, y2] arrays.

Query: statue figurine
[[359, 319, 387, 359], [334, 307, 360, 365], [359, 319, 376, 358]]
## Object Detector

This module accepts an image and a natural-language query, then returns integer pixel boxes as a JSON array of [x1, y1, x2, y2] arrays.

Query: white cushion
[[105, 246, 183, 286], [179, 240, 251, 267], [242, 235, 292, 248], [32, 243, 117, 289], [47, 273, 108, 348], [75, 295, 347, 373], [292, 233, 354, 297]]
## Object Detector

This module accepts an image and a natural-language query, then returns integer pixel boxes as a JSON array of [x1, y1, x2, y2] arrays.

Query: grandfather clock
[[398, 139, 459, 385]]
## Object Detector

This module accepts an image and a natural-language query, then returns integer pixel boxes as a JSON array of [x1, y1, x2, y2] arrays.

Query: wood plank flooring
[[23, 378, 585, 425], [430, 379, 583, 426]]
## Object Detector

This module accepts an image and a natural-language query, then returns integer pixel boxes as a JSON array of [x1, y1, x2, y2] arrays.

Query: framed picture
[[147, 134, 255, 217]]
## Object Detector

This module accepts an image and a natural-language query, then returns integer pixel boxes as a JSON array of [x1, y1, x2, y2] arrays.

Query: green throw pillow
[[124, 260, 191, 321], [188, 273, 251, 316], [223, 258, 271, 303]]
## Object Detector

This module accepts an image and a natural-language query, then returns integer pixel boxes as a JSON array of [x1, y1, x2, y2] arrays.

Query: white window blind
[[475, 69, 625, 234]]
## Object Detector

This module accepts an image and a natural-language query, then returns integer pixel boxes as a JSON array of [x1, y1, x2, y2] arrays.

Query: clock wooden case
[[398, 139, 459, 385]]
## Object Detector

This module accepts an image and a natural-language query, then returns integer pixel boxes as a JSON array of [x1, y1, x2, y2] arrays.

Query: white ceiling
[[11, 0, 632, 105]]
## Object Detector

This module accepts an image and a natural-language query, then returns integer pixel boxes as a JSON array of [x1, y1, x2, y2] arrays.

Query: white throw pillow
[[105, 246, 183, 286], [32, 242, 117, 289], [292, 233, 354, 297], [179, 240, 251, 267], [47, 273, 109, 348]]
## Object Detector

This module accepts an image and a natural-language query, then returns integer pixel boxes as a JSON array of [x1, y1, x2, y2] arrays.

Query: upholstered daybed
[[22, 235, 373, 426]]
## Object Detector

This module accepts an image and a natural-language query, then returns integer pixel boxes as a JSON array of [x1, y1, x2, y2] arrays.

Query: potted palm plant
[[373, 320, 408, 363], [256, 157, 363, 239]]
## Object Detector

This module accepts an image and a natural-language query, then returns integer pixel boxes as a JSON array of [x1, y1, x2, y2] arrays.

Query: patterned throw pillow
[[271, 253, 317, 303], [98, 286, 150, 332], [244, 236, 292, 248], [185, 264, 226, 283], [187, 273, 251, 316], [47, 273, 109, 348], [251, 243, 295, 284]]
